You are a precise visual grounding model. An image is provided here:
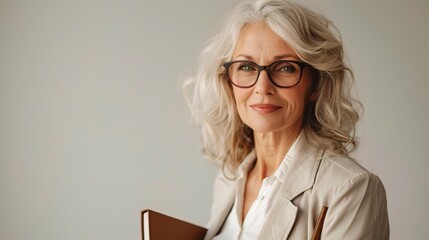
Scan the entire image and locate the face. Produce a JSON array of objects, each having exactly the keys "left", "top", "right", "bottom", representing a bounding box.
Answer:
[{"left": 231, "top": 23, "right": 314, "bottom": 135}]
